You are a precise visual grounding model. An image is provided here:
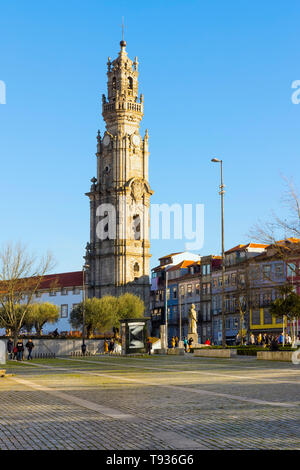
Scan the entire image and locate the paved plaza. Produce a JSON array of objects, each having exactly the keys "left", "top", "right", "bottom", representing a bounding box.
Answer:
[{"left": 1, "top": 354, "right": 300, "bottom": 450}]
